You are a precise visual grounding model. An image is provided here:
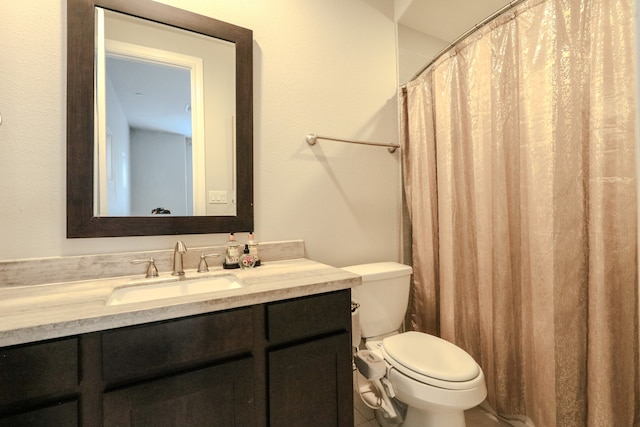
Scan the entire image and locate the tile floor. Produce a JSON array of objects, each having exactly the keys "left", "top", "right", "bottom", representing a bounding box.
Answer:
[{"left": 353, "top": 372, "right": 513, "bottom": 427}]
